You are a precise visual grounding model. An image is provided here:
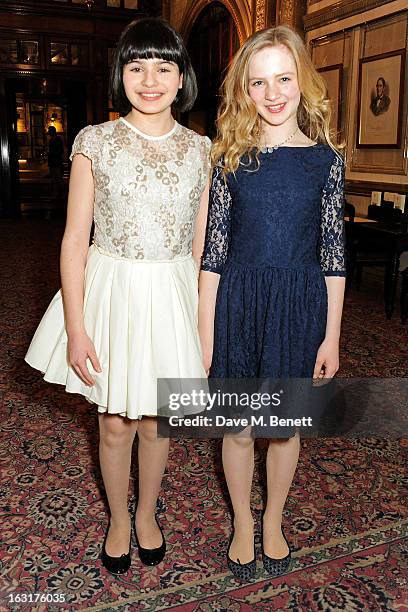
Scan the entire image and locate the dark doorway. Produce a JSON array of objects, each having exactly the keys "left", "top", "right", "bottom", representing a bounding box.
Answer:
[
  {"left": 0, "top": 78, "right": 20, "bottom": 217},
  {"left": 8, "top": 77, "right": 87, "bottom": 215},
  {"left": 186, "top": 2, "right": 239, "bottom": 138}
]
